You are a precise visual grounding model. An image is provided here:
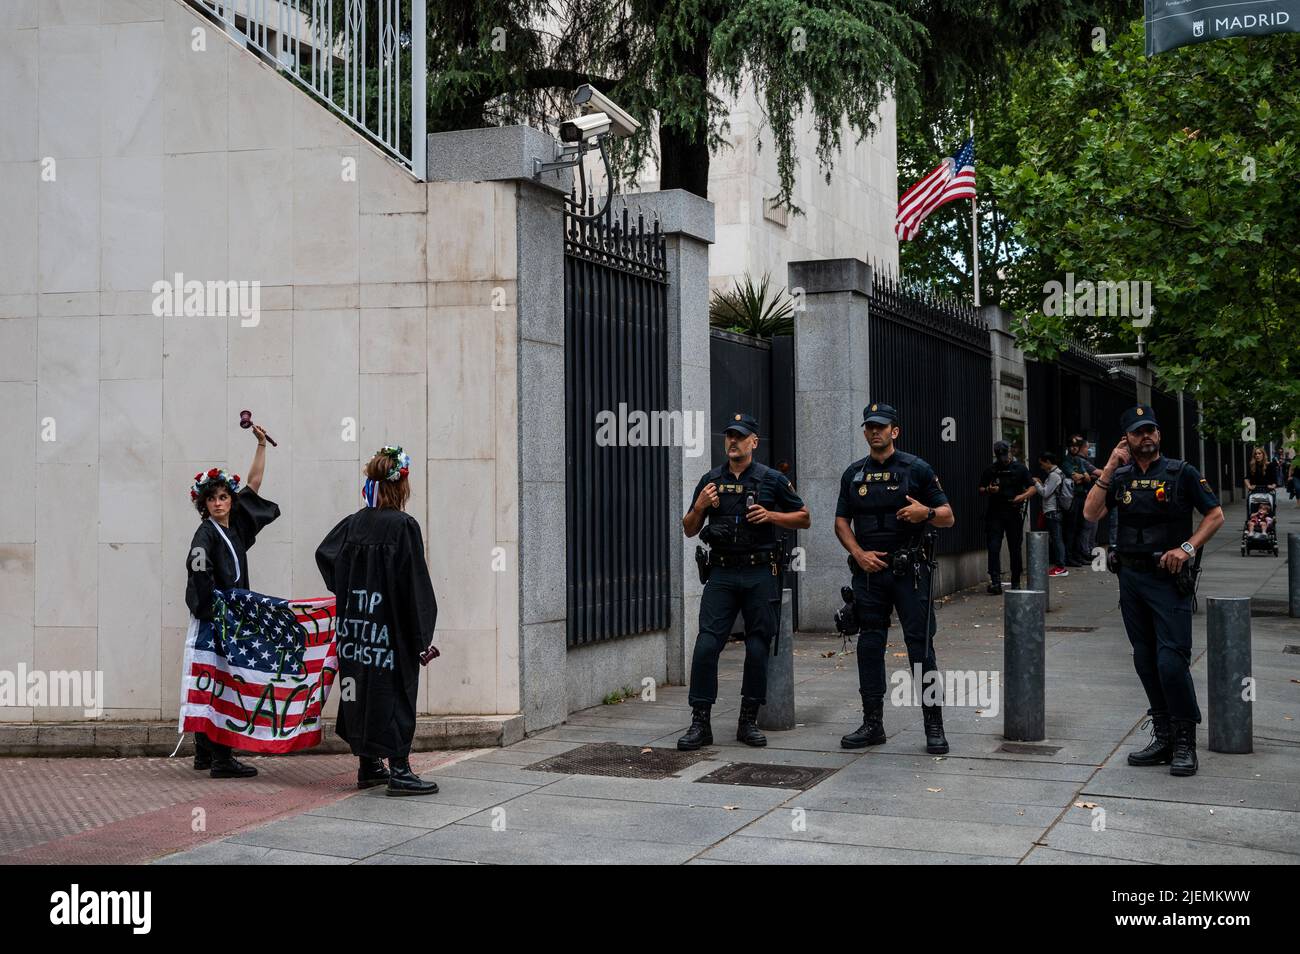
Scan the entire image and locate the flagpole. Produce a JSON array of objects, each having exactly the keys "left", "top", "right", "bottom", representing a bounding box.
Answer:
[{"left": 970, "top": 116, "right": 980, "bottom": 307}]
